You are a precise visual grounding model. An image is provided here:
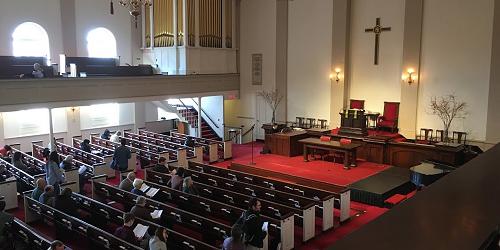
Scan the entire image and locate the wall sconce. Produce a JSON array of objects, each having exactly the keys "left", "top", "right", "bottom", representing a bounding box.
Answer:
[
  {"left": 330, "top": 68, "right": 341, "bottom": 83},
  {"left": 404, "top": 68, "right": 416, "bottom": 84}
]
